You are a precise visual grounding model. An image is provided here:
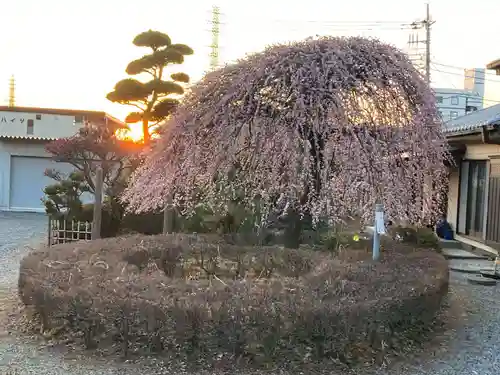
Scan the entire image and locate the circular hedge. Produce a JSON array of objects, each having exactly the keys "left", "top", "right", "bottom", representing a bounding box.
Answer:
[{"left": 18, "top": 234, "right": 448, "bottom": 368}]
